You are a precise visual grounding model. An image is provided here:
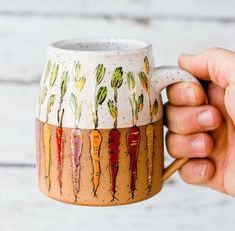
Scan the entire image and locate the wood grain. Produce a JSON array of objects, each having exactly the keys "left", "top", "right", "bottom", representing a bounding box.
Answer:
[
  {"left": 1, "top": 18, "right": 235, "bottom": 82},
  {"left": 1, "top": 0, "right": 235, "bottom": 19},
  {"left": 0, "top": 0, "right": 235, "bottom": 230}
]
